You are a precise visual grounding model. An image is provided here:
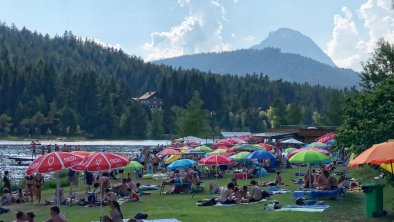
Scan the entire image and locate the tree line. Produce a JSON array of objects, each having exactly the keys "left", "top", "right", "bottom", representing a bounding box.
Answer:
[{"left": 0, "top": 23, "right": 355, "bottom": 139}]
